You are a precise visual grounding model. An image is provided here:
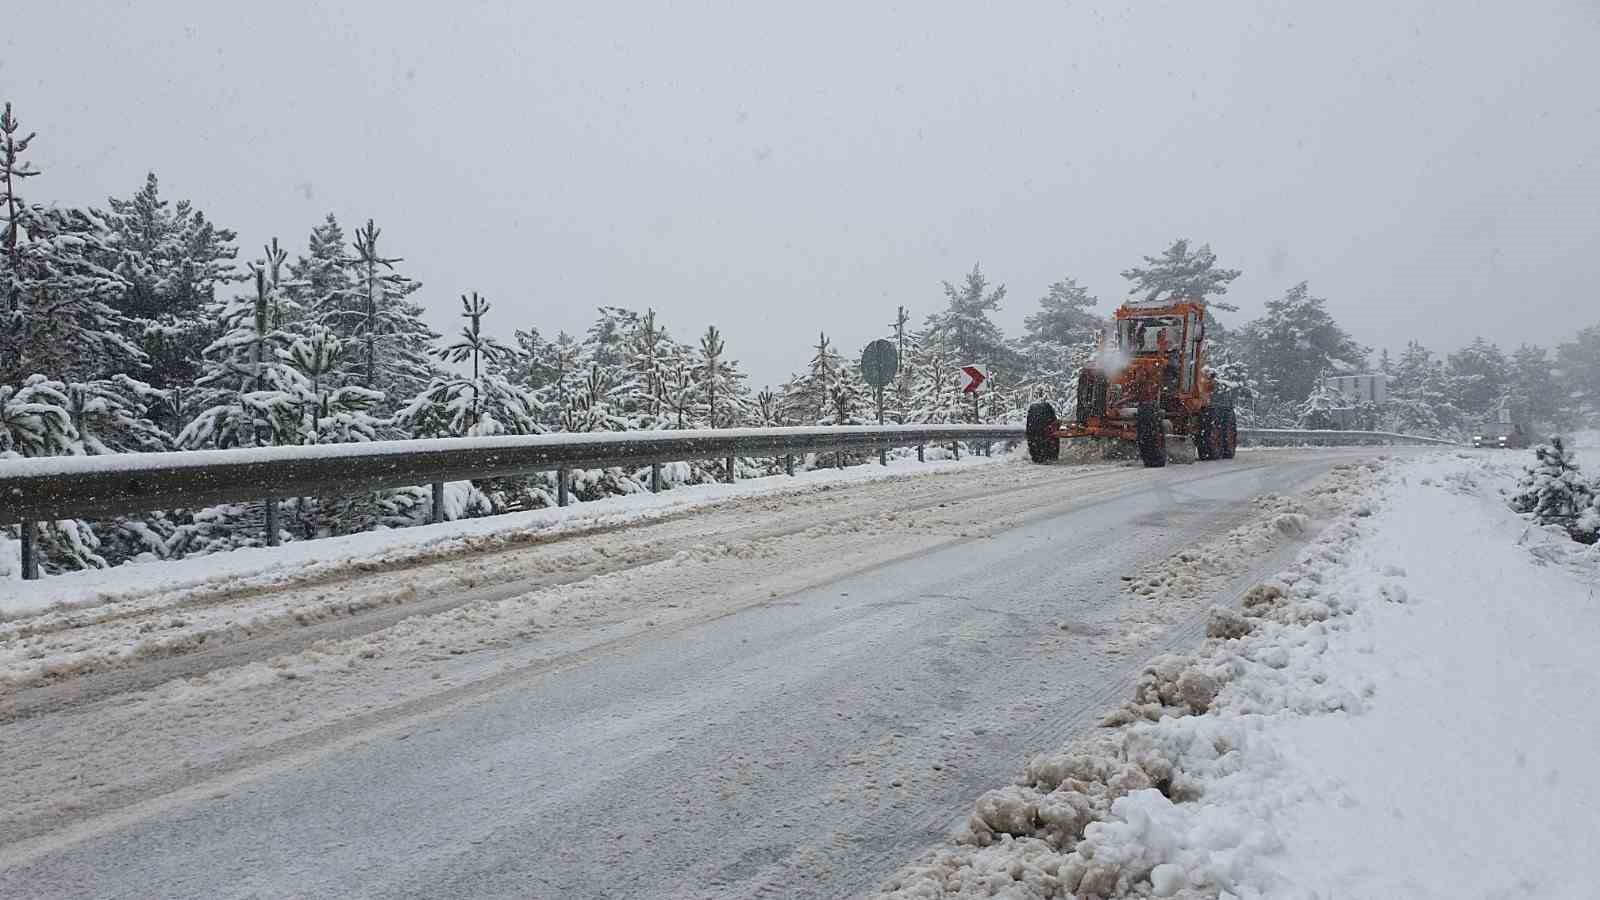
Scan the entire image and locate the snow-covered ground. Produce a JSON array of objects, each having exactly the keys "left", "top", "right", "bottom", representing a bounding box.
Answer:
[
  {"left": 0, "top": 450, "right": 1011, "bottom": 619},
  {"left": 1563, "top": 427, "right": 1600, "bottom": 451},
  {"left": 878, "top": 451, "right": 1600, "bottom": 899}
]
